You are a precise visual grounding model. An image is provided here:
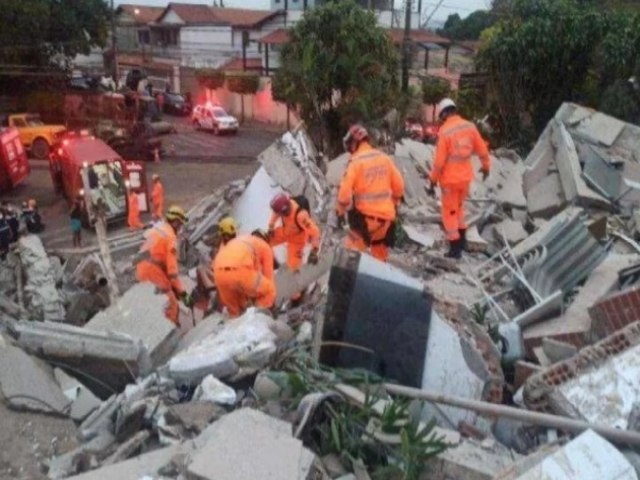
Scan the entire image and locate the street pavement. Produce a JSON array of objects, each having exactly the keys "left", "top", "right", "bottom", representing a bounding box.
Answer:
[{"left": 0, "top": 119, "right": 282, "bottom": 251}]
